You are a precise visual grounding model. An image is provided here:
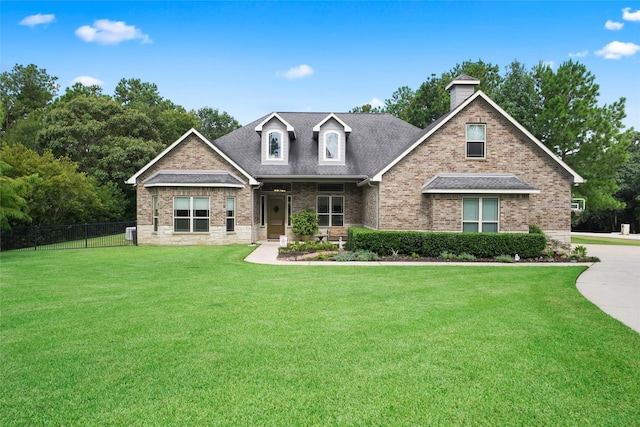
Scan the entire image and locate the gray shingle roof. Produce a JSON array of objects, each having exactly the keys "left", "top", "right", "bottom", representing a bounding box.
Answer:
[
  {"left": 143, "top": 171, "right": 245, "bottom": 187},
  {"left": 213, "top": 112, "right": 423, "bottom": 179},
  {"left": 421, "top": 173, "right": 539, "bottom": 193}
]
